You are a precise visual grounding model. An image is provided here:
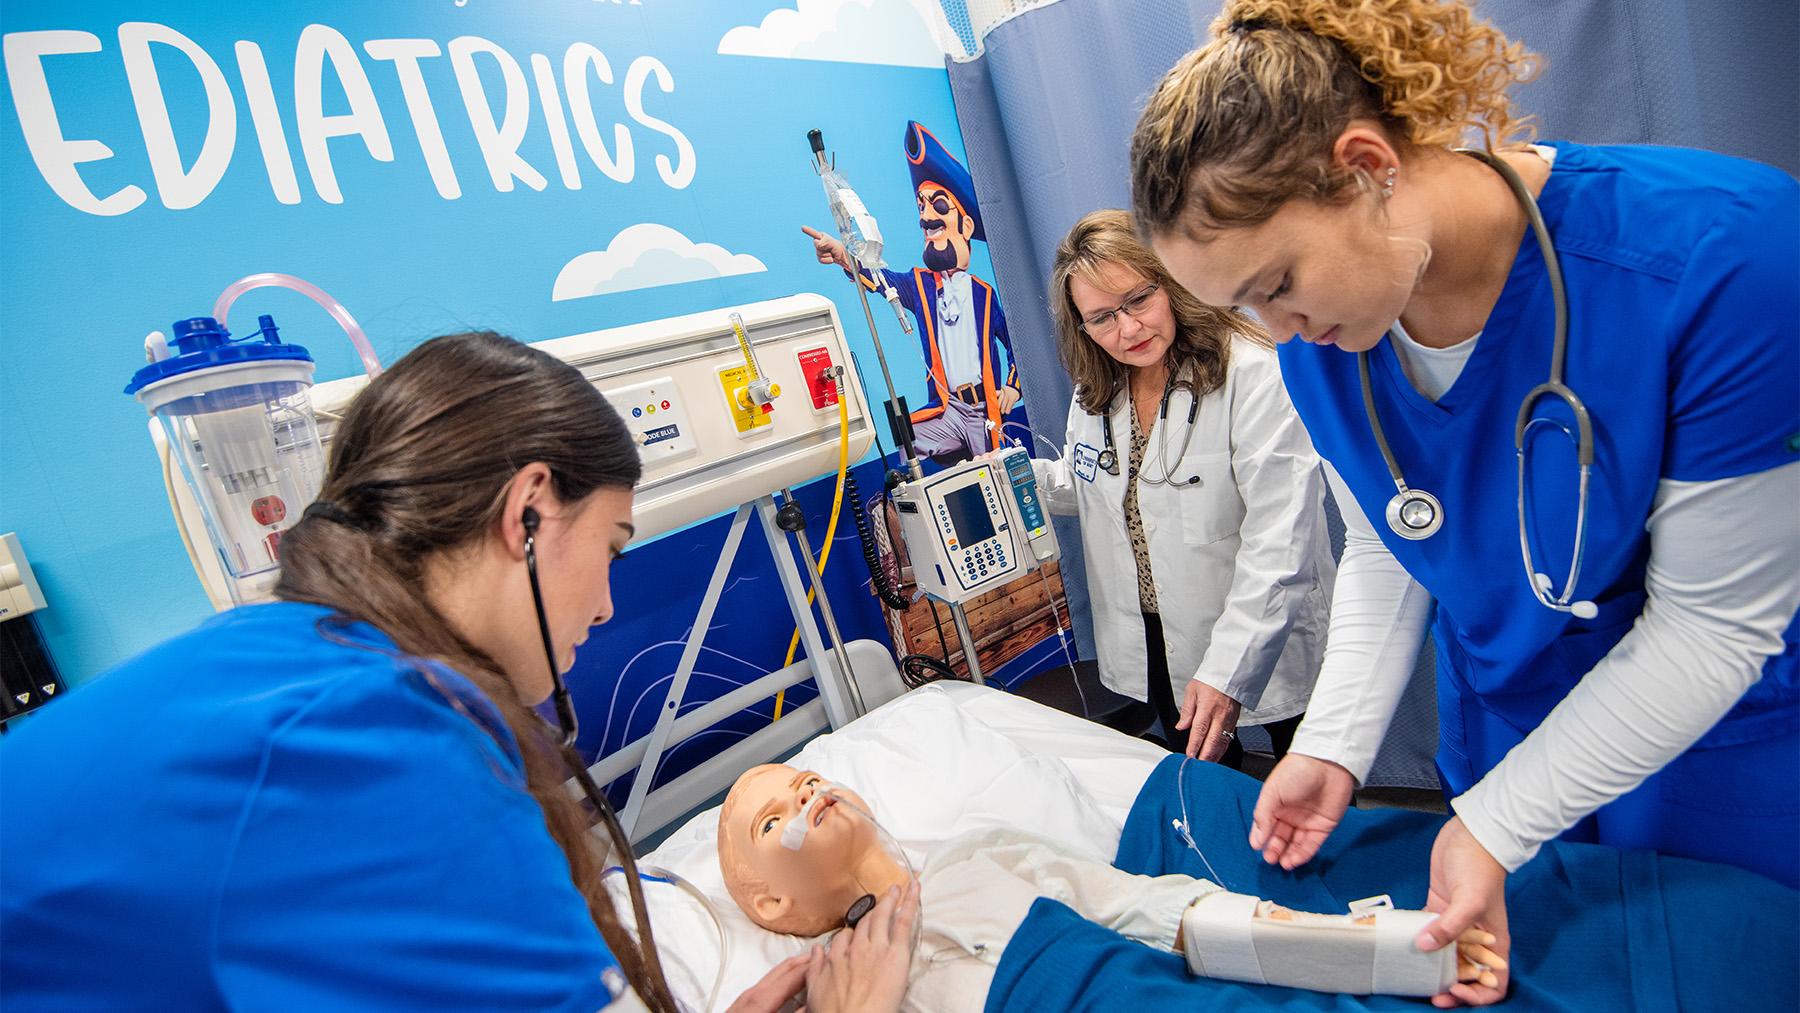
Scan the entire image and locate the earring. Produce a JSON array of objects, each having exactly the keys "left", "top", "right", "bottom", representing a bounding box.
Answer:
[{"left": 1381, "top": 167, "right": 1397, "bottom": 199}]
